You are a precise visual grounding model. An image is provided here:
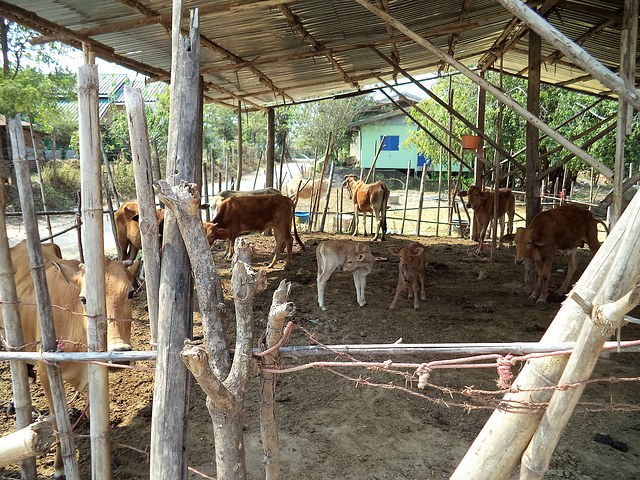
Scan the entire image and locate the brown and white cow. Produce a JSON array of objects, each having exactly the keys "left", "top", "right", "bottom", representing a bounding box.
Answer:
[
  {"left": 203, "top": 194, "right": 305, "bottom": 268},
  {"left": 316, "top": 240, "right": 375, "bottom": 311},
  {"left": 114, "top": 201, "right": 164, "bottom": 261},
  {"left": 5, "top": 240, "right": 140, "bottom": 478},
  {"left": 343, "top": 174, "right": 390, "bottom": 241},
  {"left": 501, "top": 204, "right": 608, "bottom": 304},
  {"left": 209, "top": 187, "right": 282, "bottom": 217},
  {"left": 459, "top": 185, "right": 515, "bottom": 254},
  {"left": 388, "top": 242, "right": 427, "bottom": 310}
]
